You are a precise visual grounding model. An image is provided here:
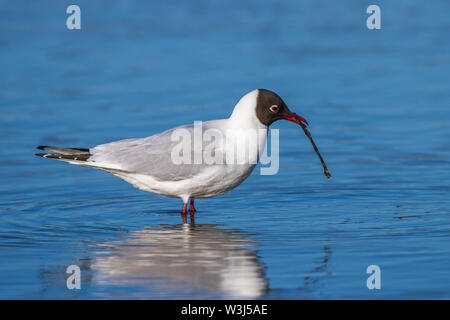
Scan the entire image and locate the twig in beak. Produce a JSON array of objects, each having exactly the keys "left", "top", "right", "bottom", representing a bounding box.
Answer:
[{"left": 297, "top": 120, "right": 331, "bottom": 179}]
